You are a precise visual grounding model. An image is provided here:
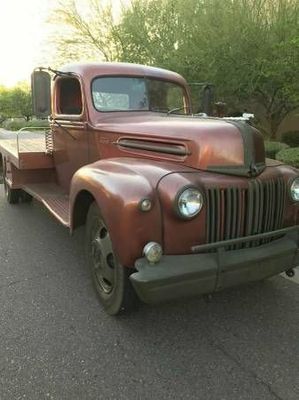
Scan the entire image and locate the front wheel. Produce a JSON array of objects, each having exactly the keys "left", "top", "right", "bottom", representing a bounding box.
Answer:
[{"left": 85, "top": 202, "right": 137, "bottom": 315}]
